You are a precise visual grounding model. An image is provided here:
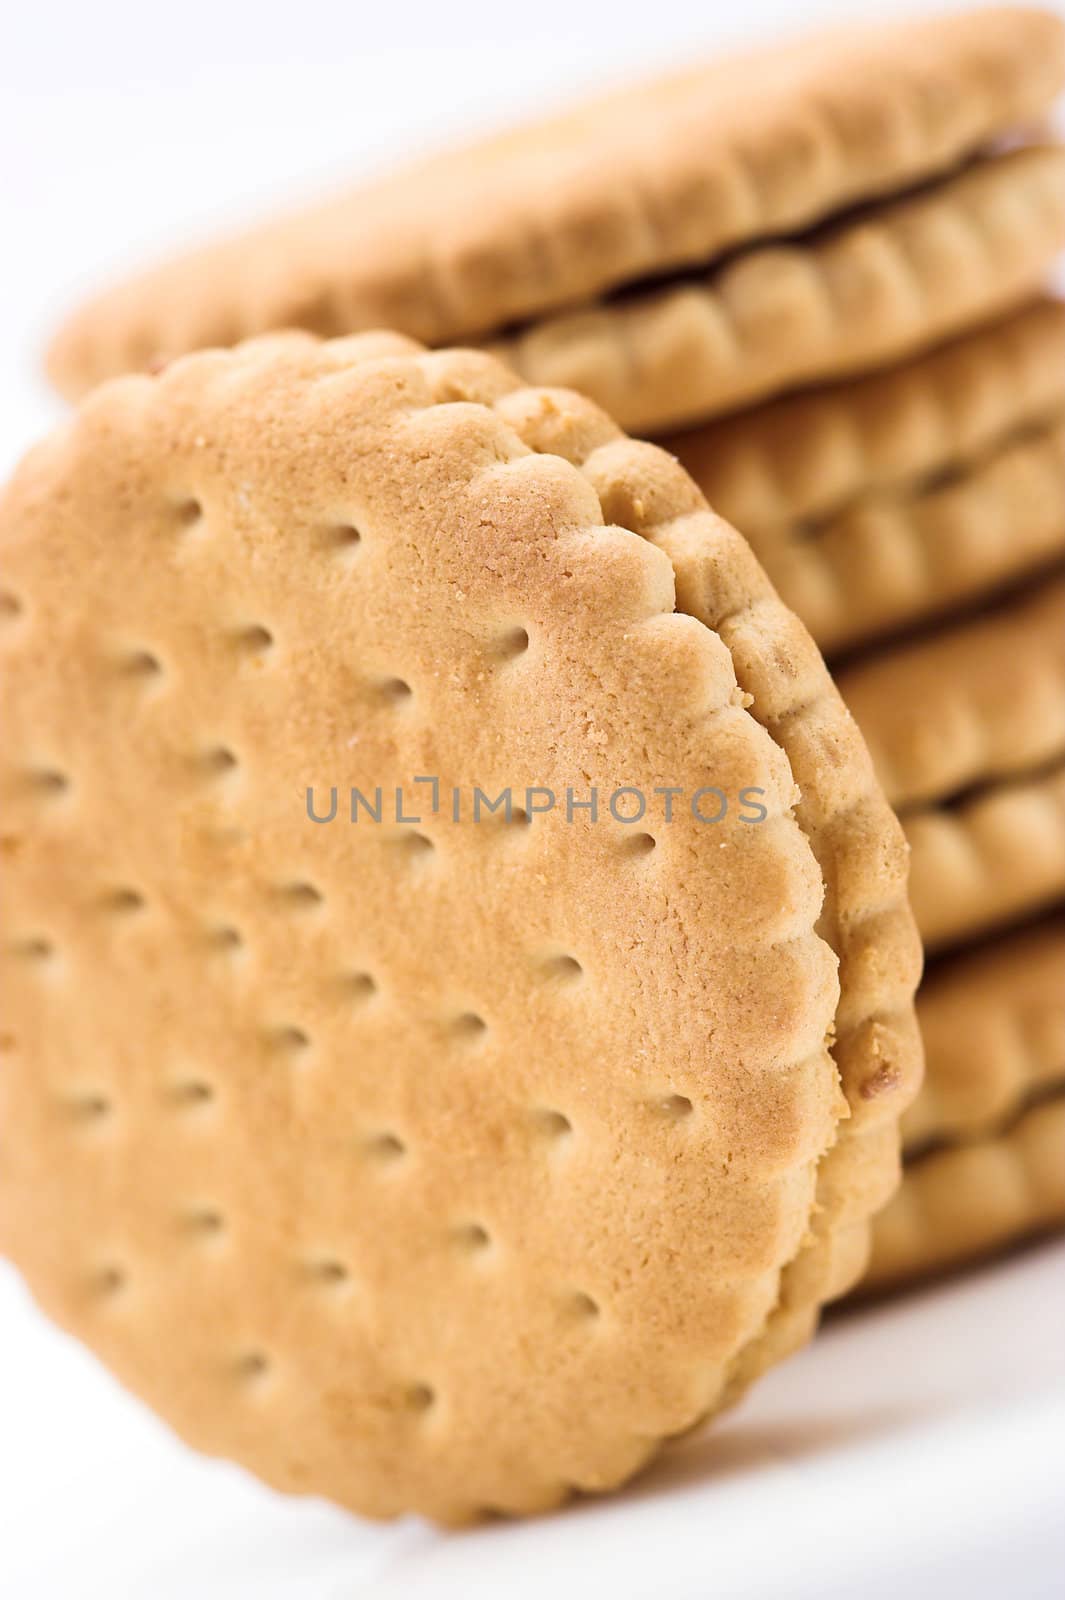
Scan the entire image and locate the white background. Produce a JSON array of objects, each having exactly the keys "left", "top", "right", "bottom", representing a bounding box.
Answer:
[{"left": 3, "top": 2, "right": 1065, "bottom": 1596}]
